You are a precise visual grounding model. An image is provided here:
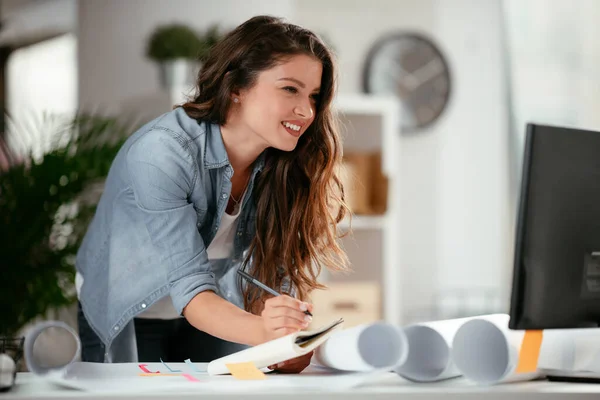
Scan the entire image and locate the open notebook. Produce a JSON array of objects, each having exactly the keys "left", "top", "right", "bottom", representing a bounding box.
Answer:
[{"left": 207, "top": 318, "right": 344, "bottom": 375}]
